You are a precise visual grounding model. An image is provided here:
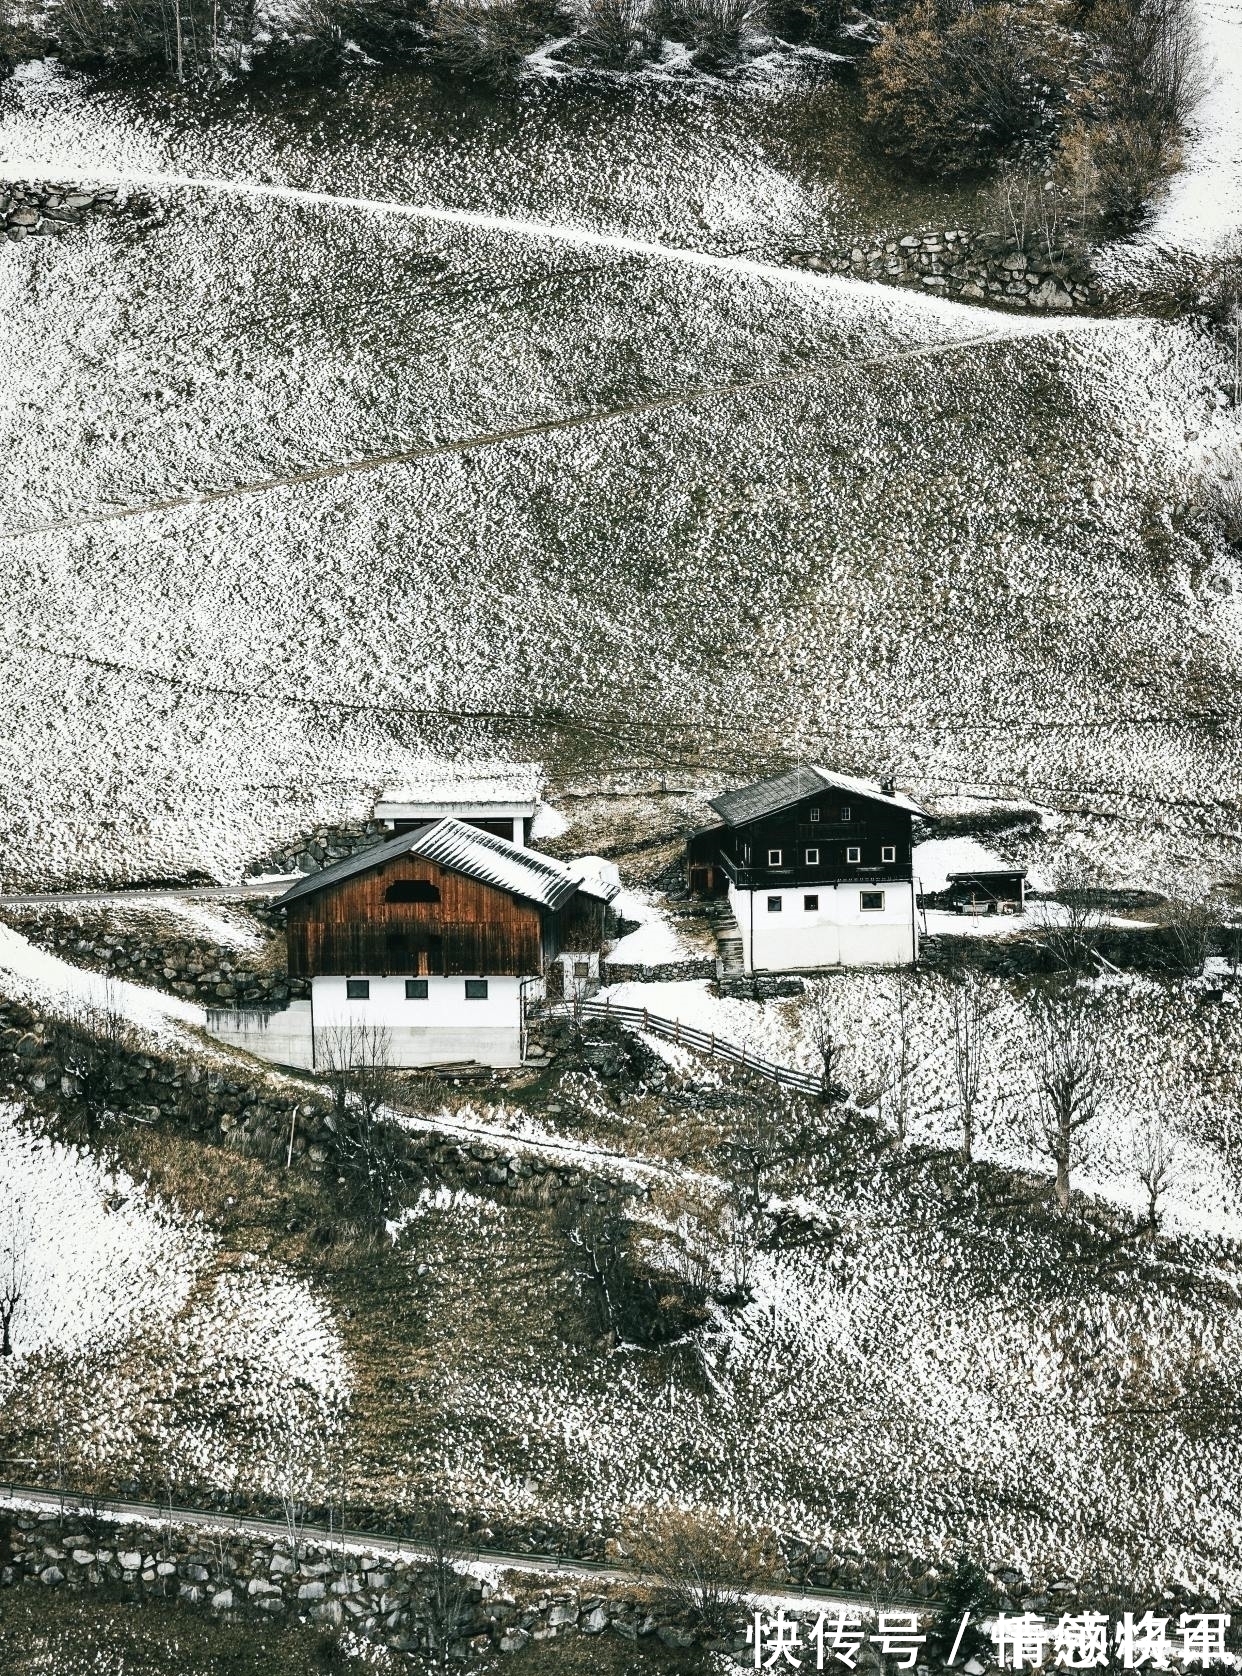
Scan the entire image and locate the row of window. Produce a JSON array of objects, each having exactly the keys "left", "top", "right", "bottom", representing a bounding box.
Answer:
[
  {"left": 760, "top": 845, "right": 896, "bottom": 867},
  {"left": 345, "top": 978, "right": 489, "bottom": 1000},
  {"left": 768, "top": 891, "right": 886, "bottom": 913},
  {"left": 808, "top": 805, "right": 848, "bottom": 822}
]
